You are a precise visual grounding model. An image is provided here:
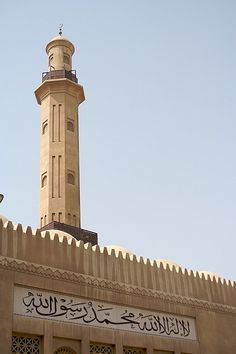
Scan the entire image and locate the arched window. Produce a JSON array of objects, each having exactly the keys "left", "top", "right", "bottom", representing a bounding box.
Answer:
[
  {"left": 67, "top": 120, "right": 74, "bottom": 132},
  {"left": 49, "top": 54, "right": 54, "bottom": 70},
  {"left": 41, "top": 173, "right": 47, "bottom": 187},
  {"left": 54, "top": 347, "right": 76, "bottom": 354},
  {"left": 42, "top": 121, "right": 48, "bottom": 134},
  {"left": 63, "top": 54, "right": 71, "bottom": 65},
  {"left": 49, "top": 54, "right": 53, "bottom": 62},
  {"left": 67, "top": 172, "right": 75, "bottom": 185}
]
